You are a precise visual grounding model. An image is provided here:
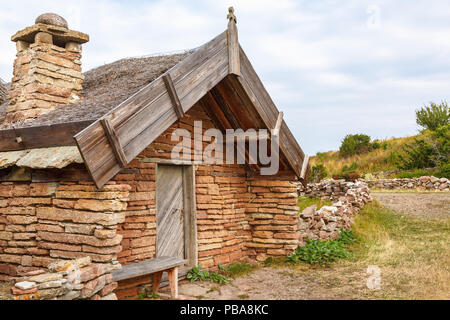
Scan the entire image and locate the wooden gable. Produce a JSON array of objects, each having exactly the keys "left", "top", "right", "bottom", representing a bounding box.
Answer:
[{"left": 74, "top": 16, "right": 309, "bottom": 188}]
